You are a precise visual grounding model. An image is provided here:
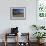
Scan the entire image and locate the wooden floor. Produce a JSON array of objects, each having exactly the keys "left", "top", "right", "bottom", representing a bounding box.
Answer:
[{"left": 0, "top": 42, "right": 46, "bottom": 46}]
